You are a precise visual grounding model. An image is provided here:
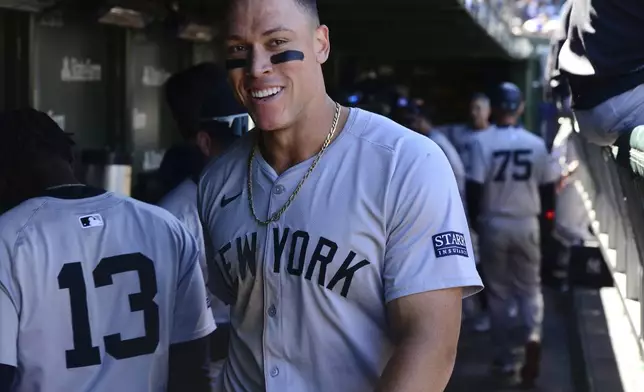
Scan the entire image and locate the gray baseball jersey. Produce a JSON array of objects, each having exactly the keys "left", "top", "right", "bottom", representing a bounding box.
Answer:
[
  {"left": 158, "top": 178, "right": 230, "bottom": 324},
  {"left": 467, "top": 126, "right": 560, "bottom": 217},
  {"left": 470, "top": 126, "right": 557, "bottom": 360},
  {"left": 428, "top": 130, "right": 466, "bottom": 198},
  {"left": 439, "top": 124, "right": 468, "bottom": 153},
  {"left": 445, "top": 125, "right": 493, "bottom": 174},
  {"left": 0, "top": 188, "right": 215, "bottom": 392},
  {"left": 198, "top": 108, "right": 483, "bottom": 392}
]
